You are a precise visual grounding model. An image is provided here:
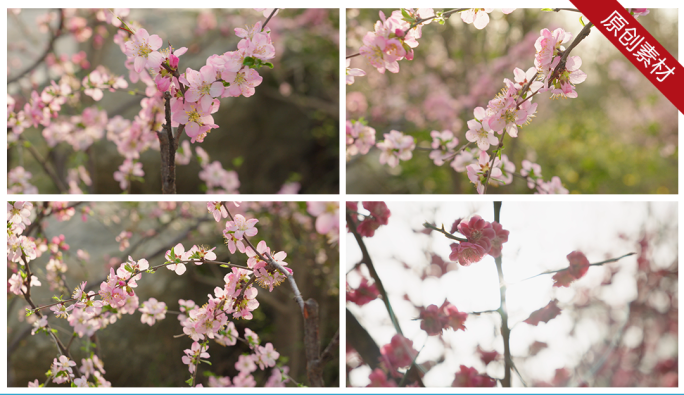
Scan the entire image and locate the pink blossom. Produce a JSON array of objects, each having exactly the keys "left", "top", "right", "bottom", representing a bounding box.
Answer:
[
  {"left": 182, "top": 65, "right": 224, "bottom": 112},
  {"left": 346, "top": 278, "right": 379, "bottom": 306},
  {"left": 488, "top": 222, "right": 510, "bottom": 258},
  {"left": 171, "top": 100, "right": 218, "bottom": 143},
  {"left": 124, "top": 28, "right": 164, "bottom": 73},
  {"left": 225, "top": 214, "right": 259, "bottom": 239},
  {"left": 380, "top": 334, "right": 418, "bottom": 370},
  {"left": 223, "top": 68, "right": 263, "bottom": 98},
  {"left": 113, "top": 159, "right": 144, "bottom": 191},
  {"left": 453, "top": 365, "right": 496, "bottom": 387},
  {"left": 346, "top": 58, "right": 366, "bottom": 85},
  {"left": 461, "top": 9, "right": 494, "bottom": 30},
  {"left": 520, "top": 160, "right": 542, "bottom": 188},
  {"left": 346, "top": 120, "right": 376, "bottom": 157},
  {"left": 536, "top": 176, "right": 569, "bottom": 194},
  {"left": 359, "top": 33, "right": 403, "bottom": 74},
  {"left": 465, "top": 107, "right": 498, "bottom": 150},
  {"left": 368, "top": 368, "right": 397, "bottom": 387},
  {"left": 449, "top": 242, "right": 487, "bottom": 266},
  {"left": 238, "top": 32, "right": 276, "bottom": 61},
  {"left": 236, "top": 354, "right": 257, "bottom": 373},
  {"left": 377, "top": 130, "right": 415, "bottom": 168},
  {"left": 466, "top": 151, "right": 504, "bottom": 194},
  {"left": 307, "top": 202, "right": 339, "bottom": 235},
  {"left": 139, "top": 297, "right": 167, "bottom": 325},
  {"left": 255, "top": 343, "right": 279, "bottom": 369},
  {"left": 165, "top": 243, "right": 191, "bottom": 275},
  {"left": 457, "top": 215, "right": 495, "bottom": 252},
  {"left": 429, "top": 130, "right": 459, "bottom": 166},
  {"left": 208, "top": 201, "right": 228, "bottom": 222}
]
